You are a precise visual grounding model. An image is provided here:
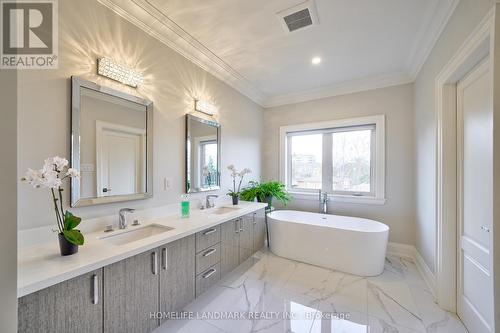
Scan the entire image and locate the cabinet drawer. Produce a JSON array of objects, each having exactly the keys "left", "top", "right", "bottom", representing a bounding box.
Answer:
[
  {"left": 196, "top": 263, "right": 221, "bottom": 297},
  {"left": 196, "top": 225, "right": 220, "bottom": 252},
  {"left": 196, "top": 243, "right": 221, "bottom": 274}
]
